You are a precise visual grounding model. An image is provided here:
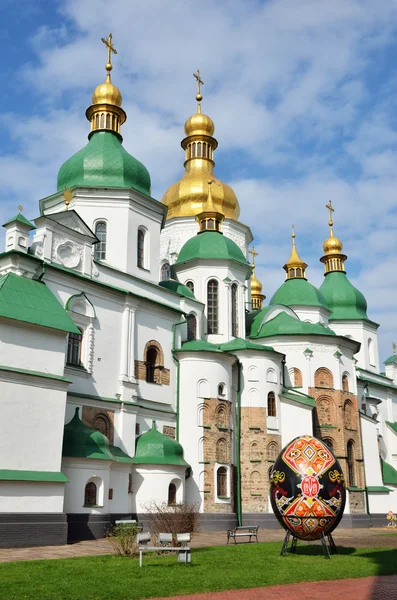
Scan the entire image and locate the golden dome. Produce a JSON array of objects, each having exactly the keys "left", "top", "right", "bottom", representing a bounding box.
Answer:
[
  {"left": 323, "top": 234, "right": 343, "bottom": 255},
  {"left": 320, "top": 201, "right": 347, "bottom": 273},
  {"left": 251, "top": 272, "right": 263, "bottom": 295},
  {"left": 92, "top": 77, "right": 122, "bottom": 107},
  {"left": 283, "top": 226, "right": 307, "bottom": 279},
  {"left": 162, "top": 70, "right": 240, "bottom": 221},
  {"left": 249, "top": 247, "right": 265, "bottom": 310}
]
